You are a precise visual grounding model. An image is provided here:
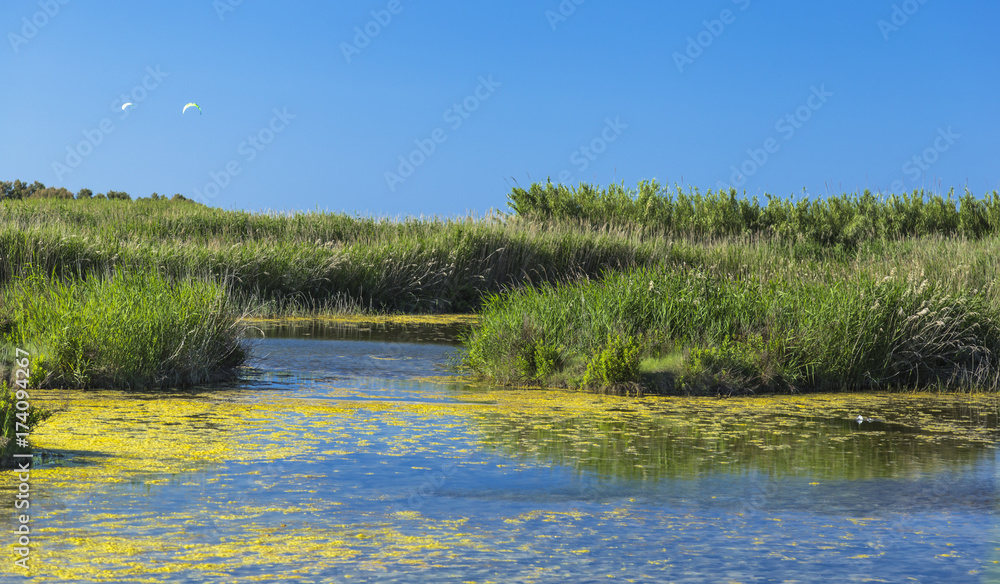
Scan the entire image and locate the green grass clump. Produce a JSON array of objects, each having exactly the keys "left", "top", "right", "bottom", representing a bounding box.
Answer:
[
  {"left": 0, "top": 269, "right": 248, "bottom": 389},
  {"left": 678, "top": 333, "right": 785, "bottom": 395}
]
